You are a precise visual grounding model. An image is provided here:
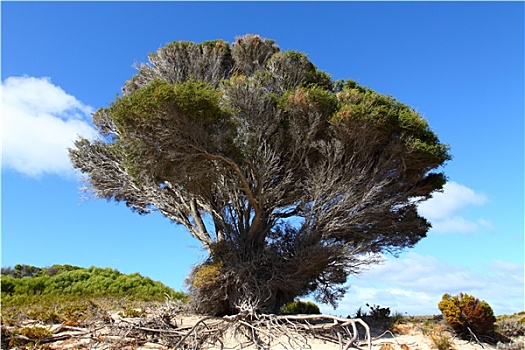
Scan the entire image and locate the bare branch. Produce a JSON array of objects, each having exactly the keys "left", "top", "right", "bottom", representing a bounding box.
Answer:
[{"left": 70, "top": 34, "right": 450, "bottom": 316}]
